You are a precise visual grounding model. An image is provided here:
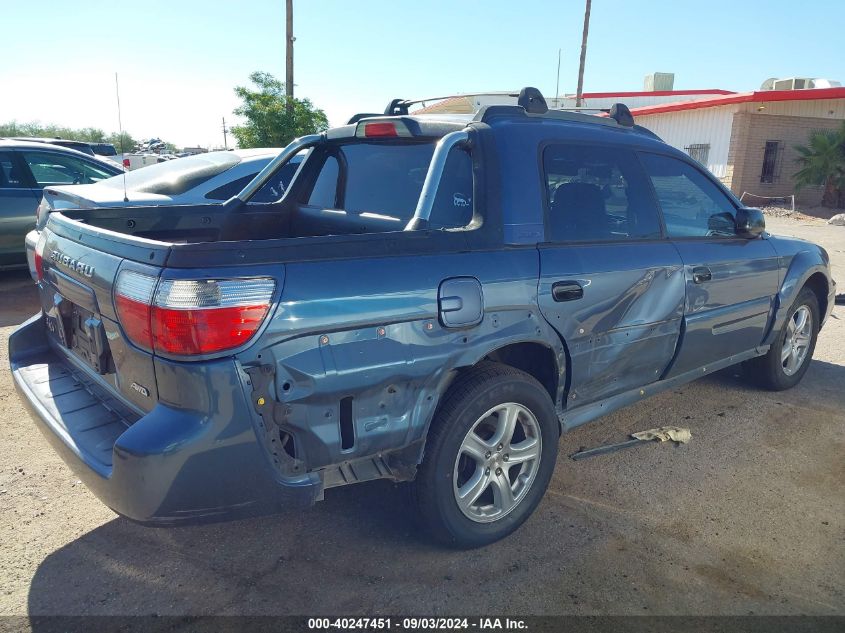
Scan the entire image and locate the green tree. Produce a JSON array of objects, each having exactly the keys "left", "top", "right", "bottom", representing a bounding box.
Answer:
[
  {"left": 106, "top": 131, "right": 137, "bottom": 154},
  {"left": 231, "top": 71, "right": 328, "bottom": 148},
  {"left": 1, "top": 121, "right": 138, "bottom": 153},
  {"left": 793, "top": 122, "right": 845, "bottom": 208}
]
